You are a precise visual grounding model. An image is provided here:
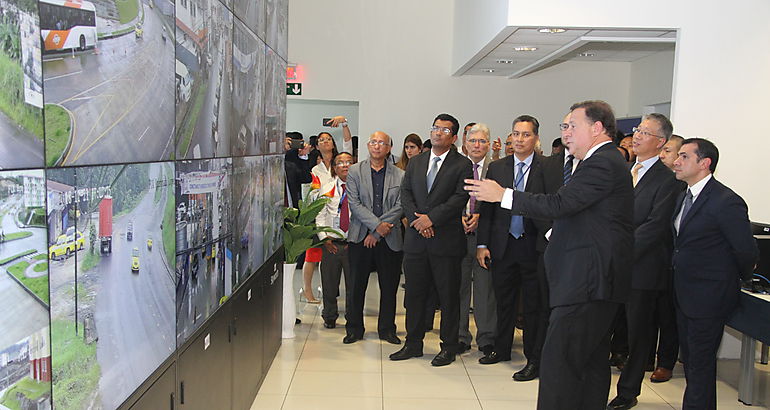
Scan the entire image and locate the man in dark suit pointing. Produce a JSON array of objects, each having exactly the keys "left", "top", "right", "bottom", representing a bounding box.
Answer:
[
  {"left": 465, "top": 101, "right": 634, "bottom": 409},
  {"left": 391, "top": 113, "right": 473, "bottom": 366},
  {"left": 671, "top": 138, "right": 757, "bottom": 409}
]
